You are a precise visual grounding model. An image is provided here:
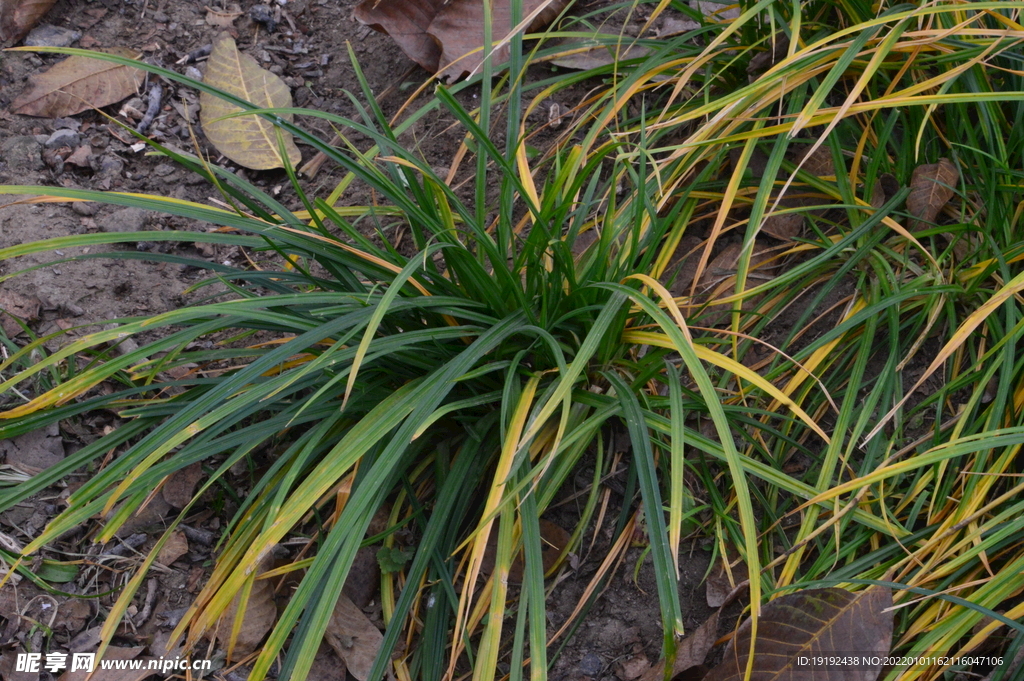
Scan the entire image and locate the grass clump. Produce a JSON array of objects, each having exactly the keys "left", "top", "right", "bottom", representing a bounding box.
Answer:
[{"left": 2, "top": 0, "right": 1024, "bottom": 680}]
